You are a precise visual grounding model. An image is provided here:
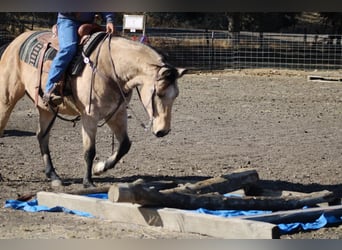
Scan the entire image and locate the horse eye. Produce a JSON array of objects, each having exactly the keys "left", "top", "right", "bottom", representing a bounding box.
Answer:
[{"left": 156, "top": 92, "right": 165, "bottom": 98}]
